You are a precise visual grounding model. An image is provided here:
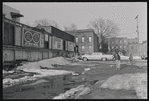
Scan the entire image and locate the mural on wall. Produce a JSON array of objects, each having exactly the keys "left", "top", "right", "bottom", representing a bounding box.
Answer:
[
  {"left": 22, "top": 28, "right": 41, "bottom": 47},
  {"left": 52, "top": 36, "right": 63, "bottom": 50},
  {"left": 68, "top": 41, "right": 74, "bottom": 51}
]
